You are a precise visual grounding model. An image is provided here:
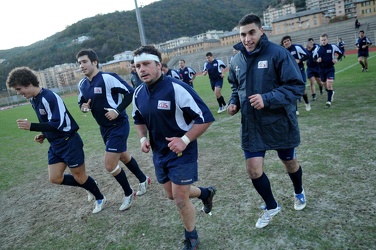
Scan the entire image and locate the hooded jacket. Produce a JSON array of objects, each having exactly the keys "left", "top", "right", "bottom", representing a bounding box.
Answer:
[{"left": 228, "top": 34, "right": 305, "bottom": 152}]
